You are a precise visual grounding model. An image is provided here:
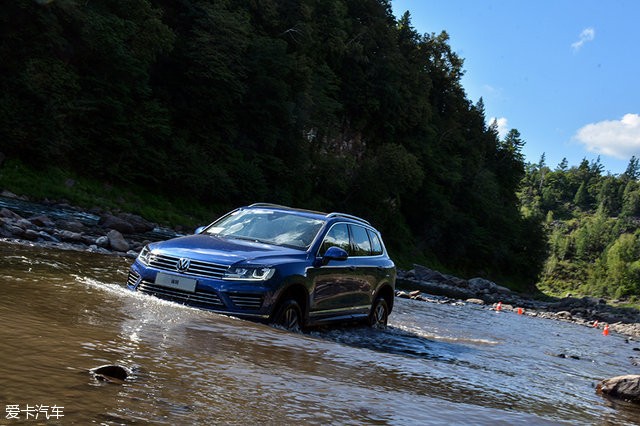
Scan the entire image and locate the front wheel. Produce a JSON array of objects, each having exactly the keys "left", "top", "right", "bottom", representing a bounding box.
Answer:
[
  {"left": 271, "top": 299, "right": 303, "bottom": 332},
  {"left": 369, "top": 297, "right": 389, "bottom": 329}
]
